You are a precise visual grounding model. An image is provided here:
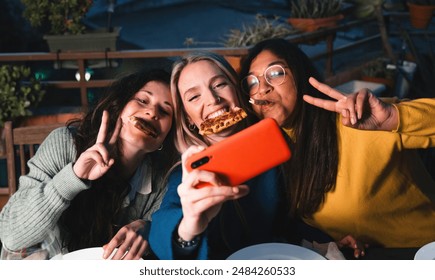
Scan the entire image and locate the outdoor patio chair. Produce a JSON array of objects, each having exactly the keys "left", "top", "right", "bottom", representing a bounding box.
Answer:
[{"left": 2, "top": 121, "right": 65, "bottom": 199}]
